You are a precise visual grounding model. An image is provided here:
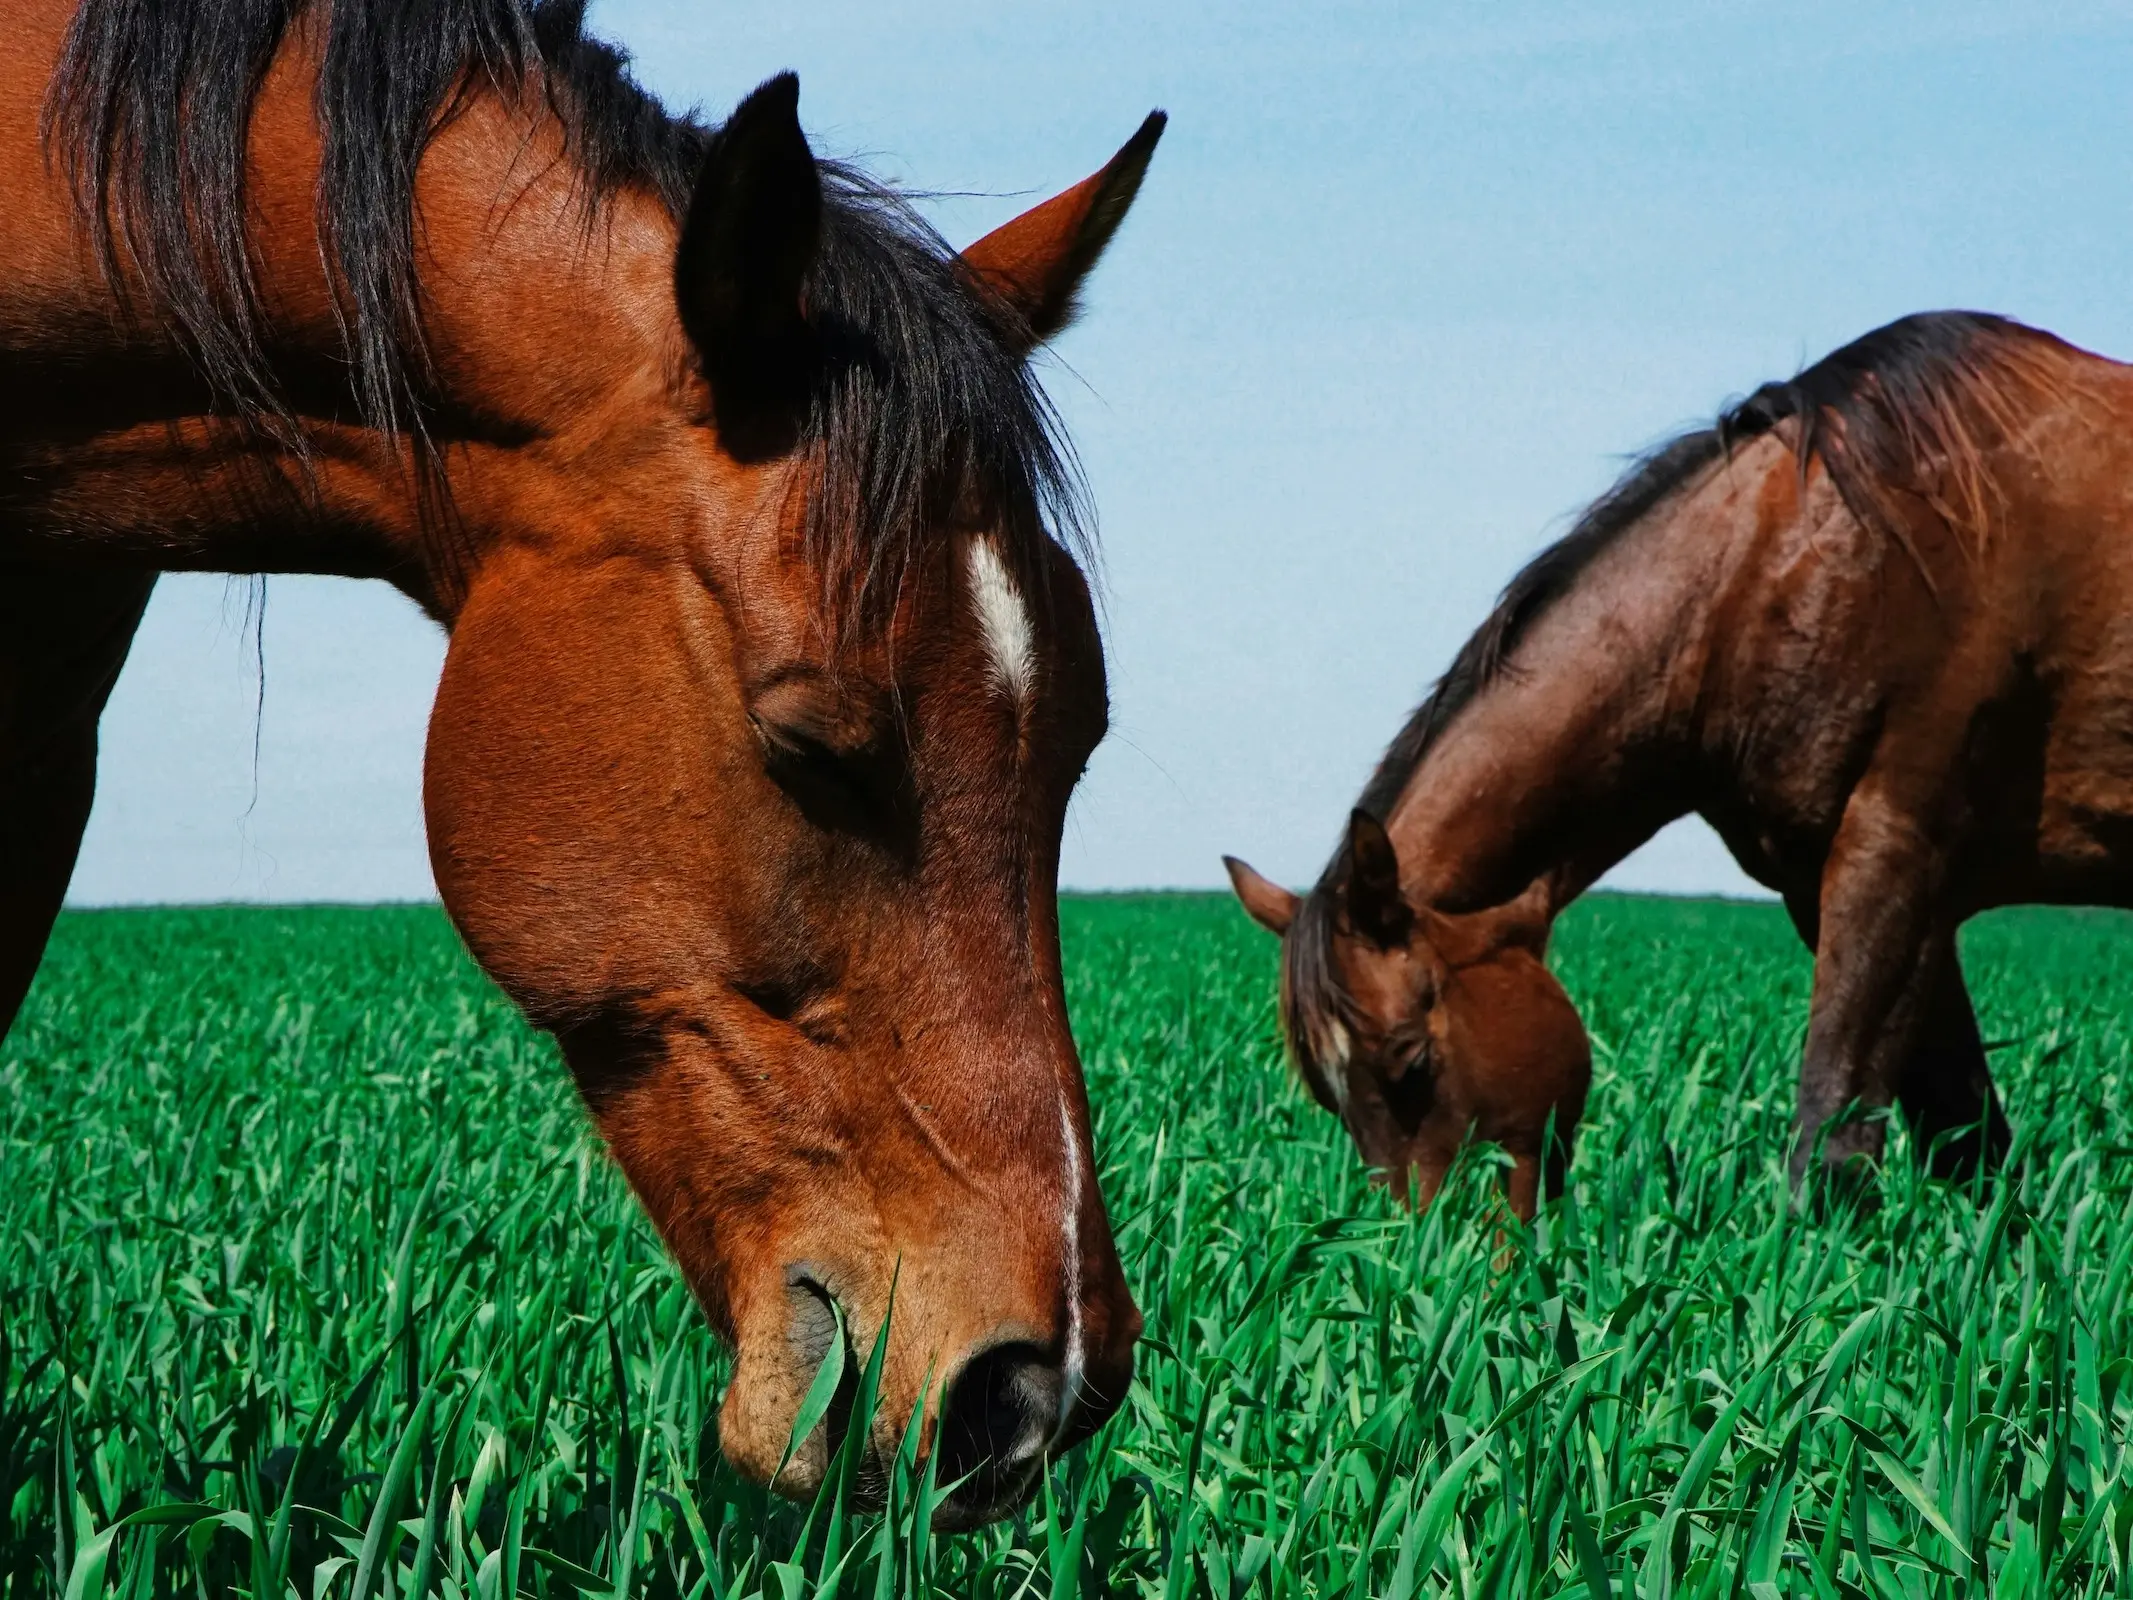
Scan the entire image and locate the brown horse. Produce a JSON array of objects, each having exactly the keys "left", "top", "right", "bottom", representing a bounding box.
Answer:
[
  {"left": 0, "top": 0, "right": 1163, "bottom": 1526},
  {"left": 1228, "top": 311, "right": 2133, "bottom": 1212}
]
